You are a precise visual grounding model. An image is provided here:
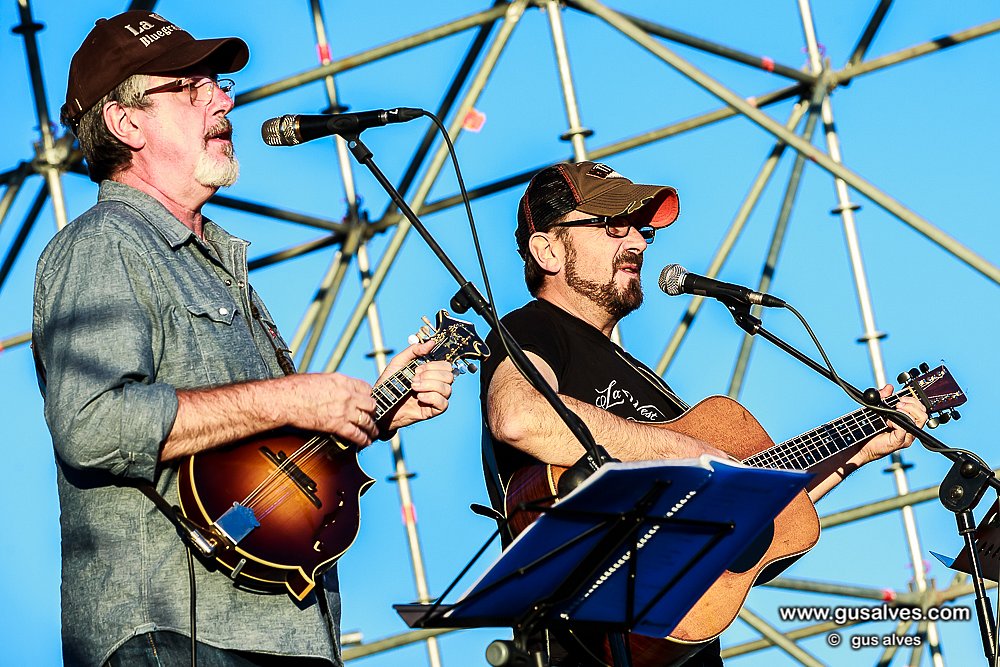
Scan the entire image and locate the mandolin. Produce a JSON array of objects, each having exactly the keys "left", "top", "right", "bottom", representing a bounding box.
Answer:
[
  {"left": 504, "top": 364, "right": 966, "bottom": 666},
  {"left": 177, "top": 310, "right": 489, "bottom": 600}
]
